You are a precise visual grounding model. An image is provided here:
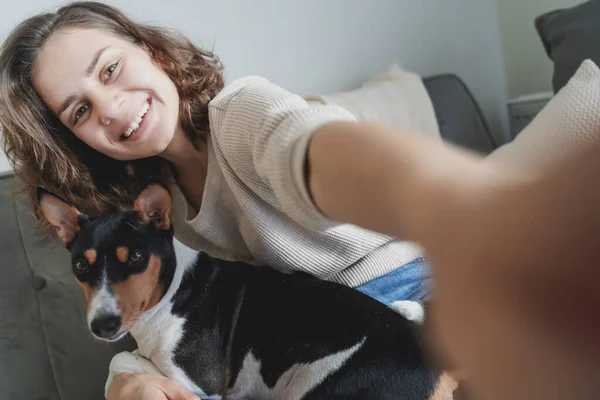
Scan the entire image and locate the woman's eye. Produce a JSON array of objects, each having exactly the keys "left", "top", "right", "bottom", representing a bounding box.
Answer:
[
  {"left": 103, "top": 63, "right": 118, "bottom": 81},
  {"left": 128, "top": 250, "right": 144, "bottom": 264},
  {"left": 73, "top": 260, "right": 89, "bottom": 274},
  {"left": 73, "top": 104, "right": 89, "bottom": 124}
]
